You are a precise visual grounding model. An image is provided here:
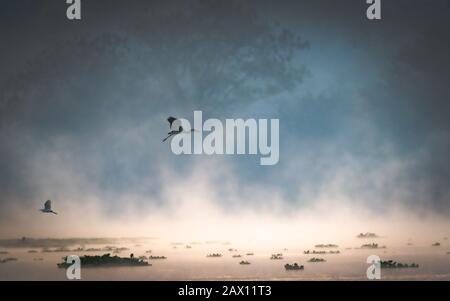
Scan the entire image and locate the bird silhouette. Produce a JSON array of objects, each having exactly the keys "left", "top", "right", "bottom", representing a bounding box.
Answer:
[
  {"left": 162, "top": 116, "right": 197, "bottom": 142},
  {"left": 39, "top": 200, "right": 58, "bottom": 215}
]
